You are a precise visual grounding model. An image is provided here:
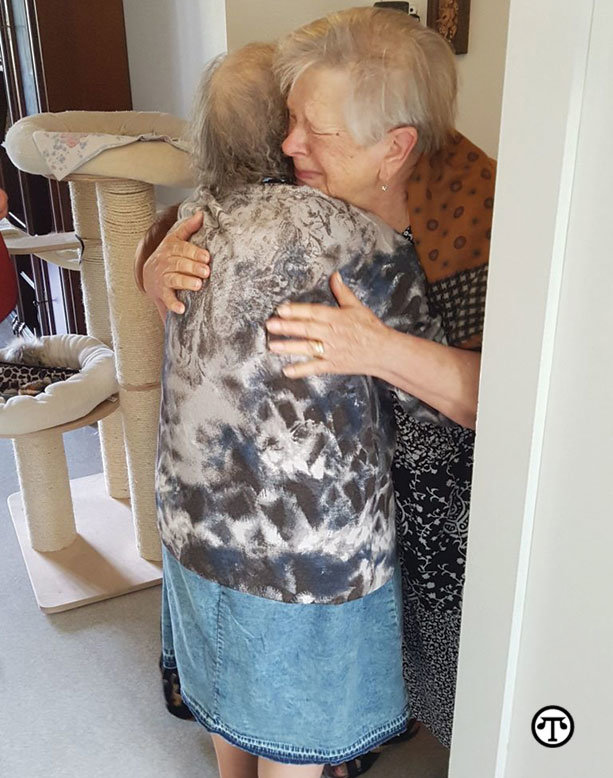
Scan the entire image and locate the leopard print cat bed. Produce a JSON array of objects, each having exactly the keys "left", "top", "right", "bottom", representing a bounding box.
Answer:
[
  {"left": 0, "top": 361, "right": 78, "bottom": 400},
  {"left": 0, "top": 334, "right": 118, "bottom": 437}
]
